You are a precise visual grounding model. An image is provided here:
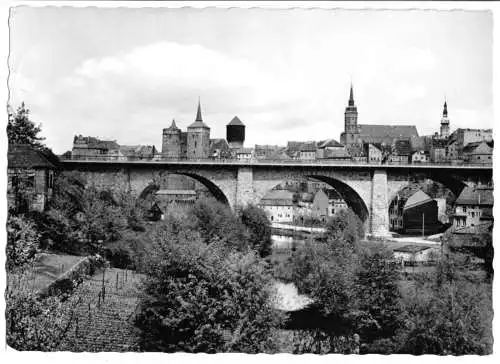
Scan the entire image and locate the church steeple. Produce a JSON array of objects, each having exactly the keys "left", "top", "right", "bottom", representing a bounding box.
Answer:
[
  {"left": 196, "top": 98, "right": 203, "bottom": 122},
  {"left": 440, "top": 98, "right": 450, "bottom": 139},
  {"left": 348, "top": 84, "right": 355, "bottom": 106}
]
